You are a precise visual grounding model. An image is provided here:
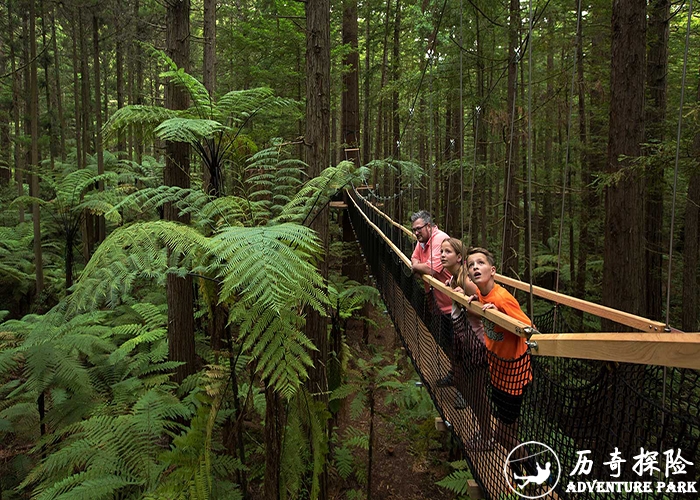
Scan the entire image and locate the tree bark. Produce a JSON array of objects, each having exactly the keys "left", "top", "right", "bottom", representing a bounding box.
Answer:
[
  {"left": 51, "top": 7, "right": 66, "bottom": 161},
  {"left": 165, "top": 0, "right": 196, "bottom": 384},
  {"left": 39, "top": 2, "right": 55, "bottom": 171},
  {"left": 392, "top": 0, "right": 401, "bottom": 221},
  {"left": 362, "top": 0, "right": 371, "bottom": 167},
  {"left": 9, "top": 0, "right": 24, "bottom": 220},
  {"left": 29, "top": 0, "right": 44, "bottom": 301},
  {"left": 71, "top": 13, "right": 82, "bottom": 171},
  {"left": 644, "top": 0, "right": 669, "bottom": 320},
  {"left": 502, "top": 0, "right": 520, "bottom": 277},
  {"left": 263, "top": 385, "right": 284, "bottom": 500},
  {"left": 0, "top": 6, "right": 10, "bottom": 185},
  {"left": 341, "top": 0, "right": 359, "bottom": 165},
  {"left": 93, "top": 13, "right": 105, "bottom": 243},
  {"left": 203, "top": 0, "right": 216, "bottom": 97},
  {"left": 304, "top": 0, "right": 331, "bottom": 495},
  {"left": 116, "top": 0, "right": 126, "bottom": 155},
  {"left": 603, "top": 0, "right": 646, "bottom": 325}
]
